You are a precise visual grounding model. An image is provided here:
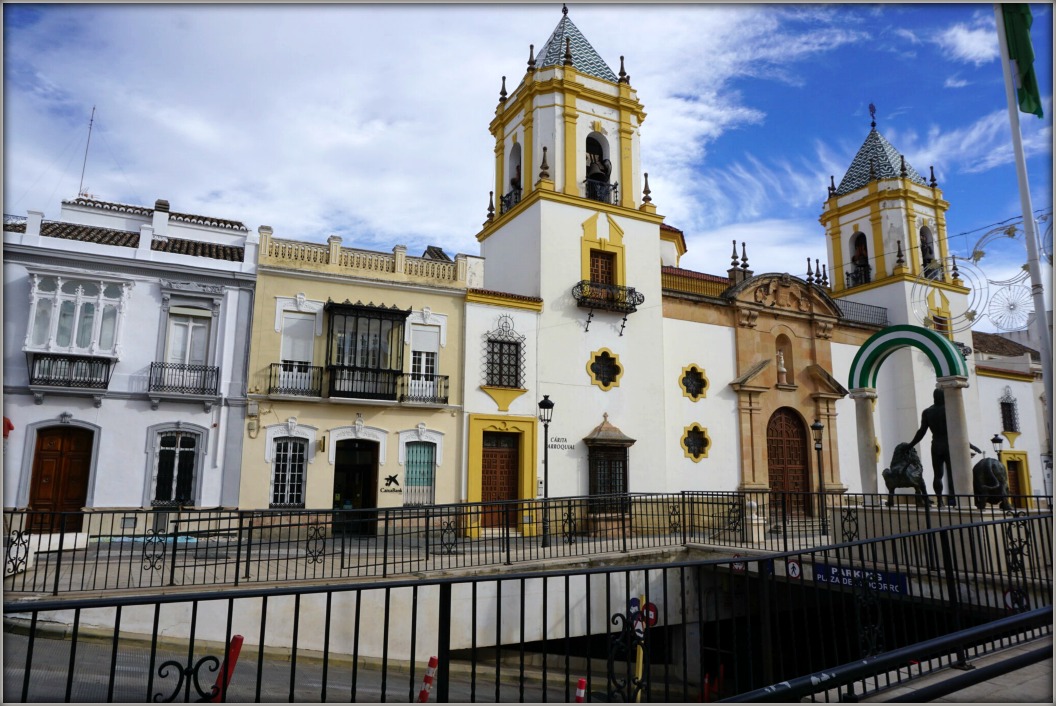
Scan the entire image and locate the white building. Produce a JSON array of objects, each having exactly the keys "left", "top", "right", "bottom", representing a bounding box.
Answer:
[{"left": 3, "top": 197, "right": 256, "bottom": 525}]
